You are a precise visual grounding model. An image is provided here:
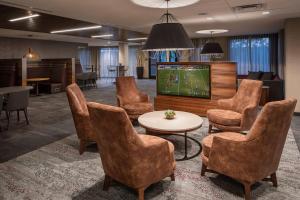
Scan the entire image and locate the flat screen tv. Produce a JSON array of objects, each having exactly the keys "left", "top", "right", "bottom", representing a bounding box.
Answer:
[{"left": 157, "top": 64, "right": 210, "bottom": 98}]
